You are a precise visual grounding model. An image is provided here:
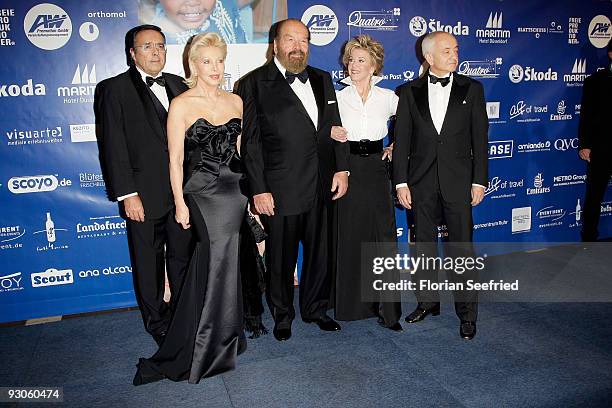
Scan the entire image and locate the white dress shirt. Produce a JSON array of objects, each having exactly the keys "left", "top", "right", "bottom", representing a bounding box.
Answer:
[
  {"left": 396, "top": 72, "right": 484, "bottom": 190},
  {"left": 274, "top": 57, "right": 318, "bottom": 127},
  {"left": 336, "top": 76, "right": 398, "bottom": 141},
  {"left": 117, "top": 67, "right": 170, "bottom": 202}
]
